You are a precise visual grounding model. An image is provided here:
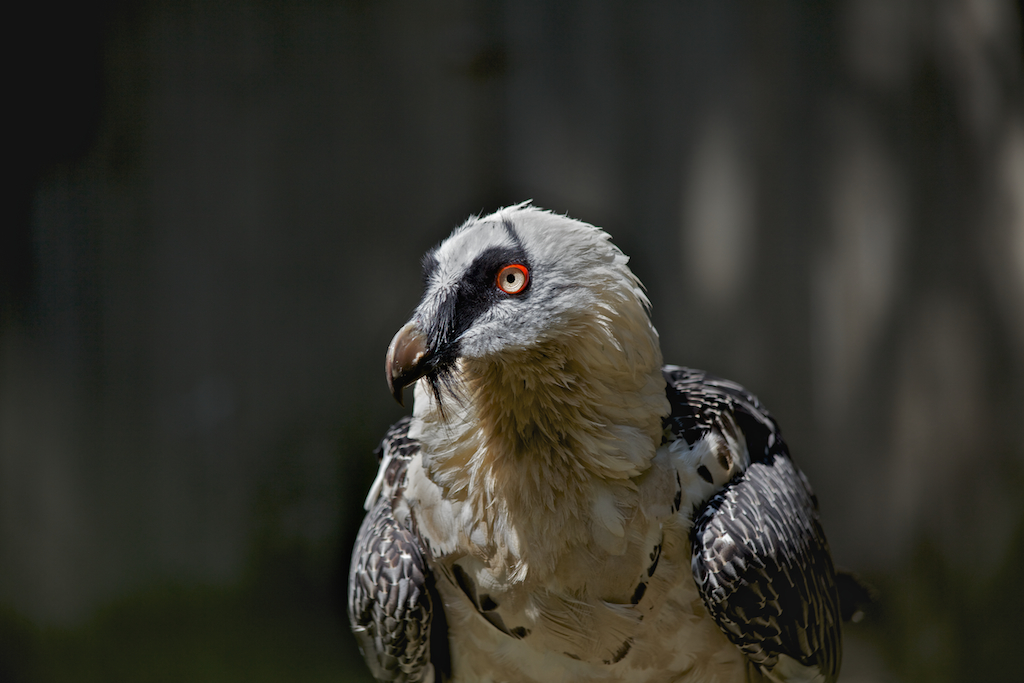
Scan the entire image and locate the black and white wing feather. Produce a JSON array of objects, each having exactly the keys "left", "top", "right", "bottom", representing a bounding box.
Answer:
[
  {"left": 348, "top": 418, "right": 448, "bottom": 683},
  {"left": 664, "top": 367, "right": 842, "bottom": 683}
]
